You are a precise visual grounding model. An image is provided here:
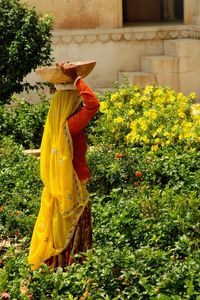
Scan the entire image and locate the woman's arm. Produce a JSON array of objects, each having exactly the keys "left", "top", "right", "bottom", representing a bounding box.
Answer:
[
  {"left": 67, "top": 78, "right": 100, "bottom": 135},
  {"left": 57, "top": 63, "right": 100, "bottom": 135}
]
